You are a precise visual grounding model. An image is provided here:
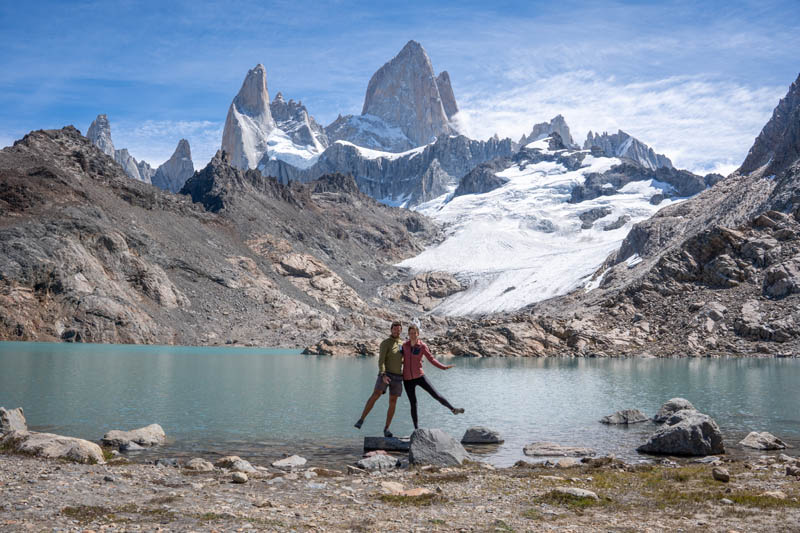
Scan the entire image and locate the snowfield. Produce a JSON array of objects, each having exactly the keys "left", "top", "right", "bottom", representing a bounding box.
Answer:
[{"left": 400, "top": 152, "right": 679, "bottom": 315}]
